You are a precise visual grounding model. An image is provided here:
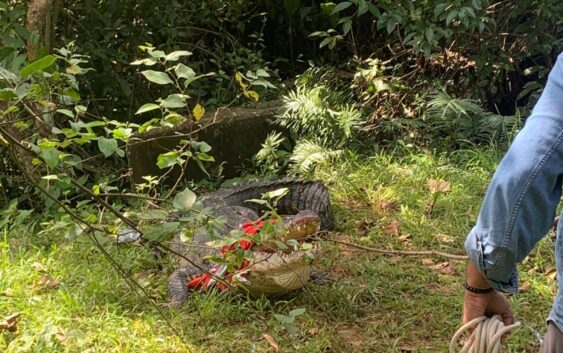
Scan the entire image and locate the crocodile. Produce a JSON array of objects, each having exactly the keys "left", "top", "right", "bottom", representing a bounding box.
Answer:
[{"left": 167, "top": 179, "right": 334, "bottom": 304}]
